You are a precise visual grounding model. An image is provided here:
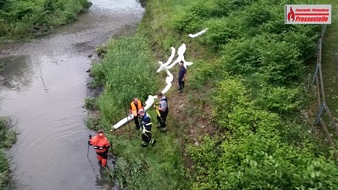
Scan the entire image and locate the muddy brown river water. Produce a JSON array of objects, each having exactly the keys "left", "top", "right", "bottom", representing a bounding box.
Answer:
[{"left": 0, "top": 0, "right": 144, "bottom": 189}]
